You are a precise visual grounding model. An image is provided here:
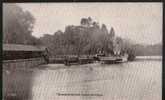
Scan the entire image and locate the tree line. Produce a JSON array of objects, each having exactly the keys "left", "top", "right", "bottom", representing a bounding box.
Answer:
[
  {"left": 39, "top": 17, "right": 135, "bottom": 58},
  {"left": 3, "top": 4, "right": 136, "bottom": 60},
  {"left": 133, "top": 43, "right": 162, "bottom": 56}
]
